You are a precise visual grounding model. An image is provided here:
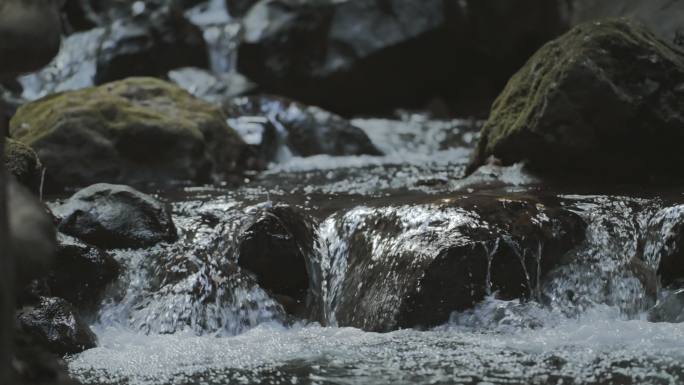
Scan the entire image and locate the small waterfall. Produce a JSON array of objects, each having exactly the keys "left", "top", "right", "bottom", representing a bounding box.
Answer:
[{"left": 96, "top": 198, "right": 285, "bottom": 336}]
